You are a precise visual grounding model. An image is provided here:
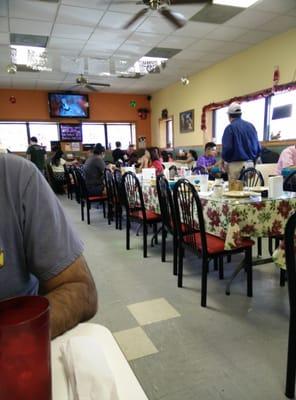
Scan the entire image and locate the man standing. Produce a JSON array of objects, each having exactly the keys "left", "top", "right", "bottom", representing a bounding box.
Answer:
[
  {"left": 222, "top": 102, "right": 261, "bottom": 180},
  {"left": 26, "top": 136, "right": 47, "bottom": 173},
  {"left": 112, "top": 141, "right": 126, "bottom": 164}
]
